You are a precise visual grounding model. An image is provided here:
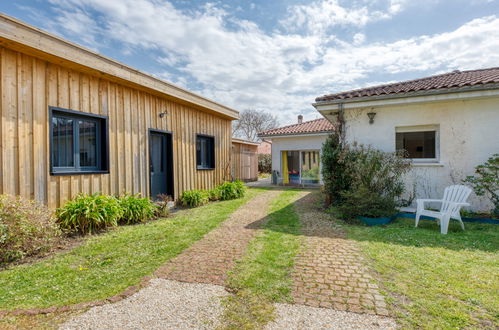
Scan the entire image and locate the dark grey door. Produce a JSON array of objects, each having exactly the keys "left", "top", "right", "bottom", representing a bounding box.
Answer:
[{"left": 149, "top": 131, "right": 173, "bottom": 199}]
